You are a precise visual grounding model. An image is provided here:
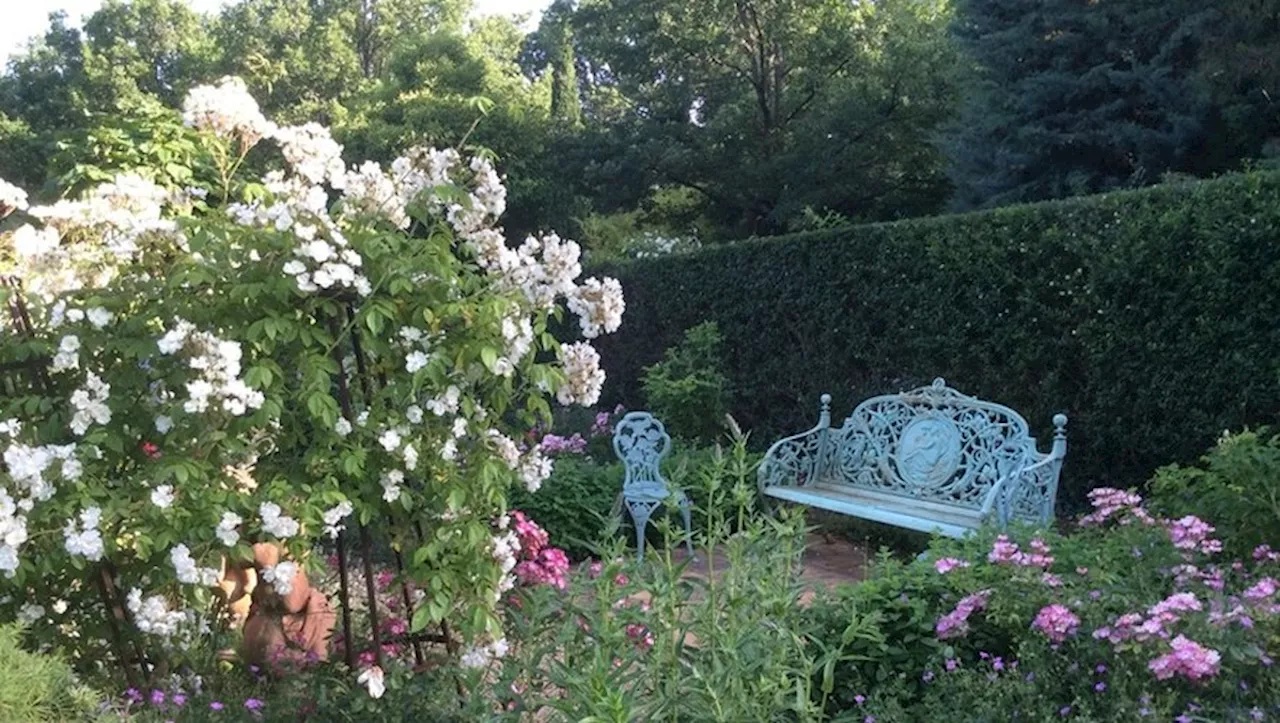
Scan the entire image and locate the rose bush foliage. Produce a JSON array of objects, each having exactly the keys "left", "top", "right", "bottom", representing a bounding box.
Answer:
[{"left": 0, "top": 76, "right": 623, "bottom": 676}]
